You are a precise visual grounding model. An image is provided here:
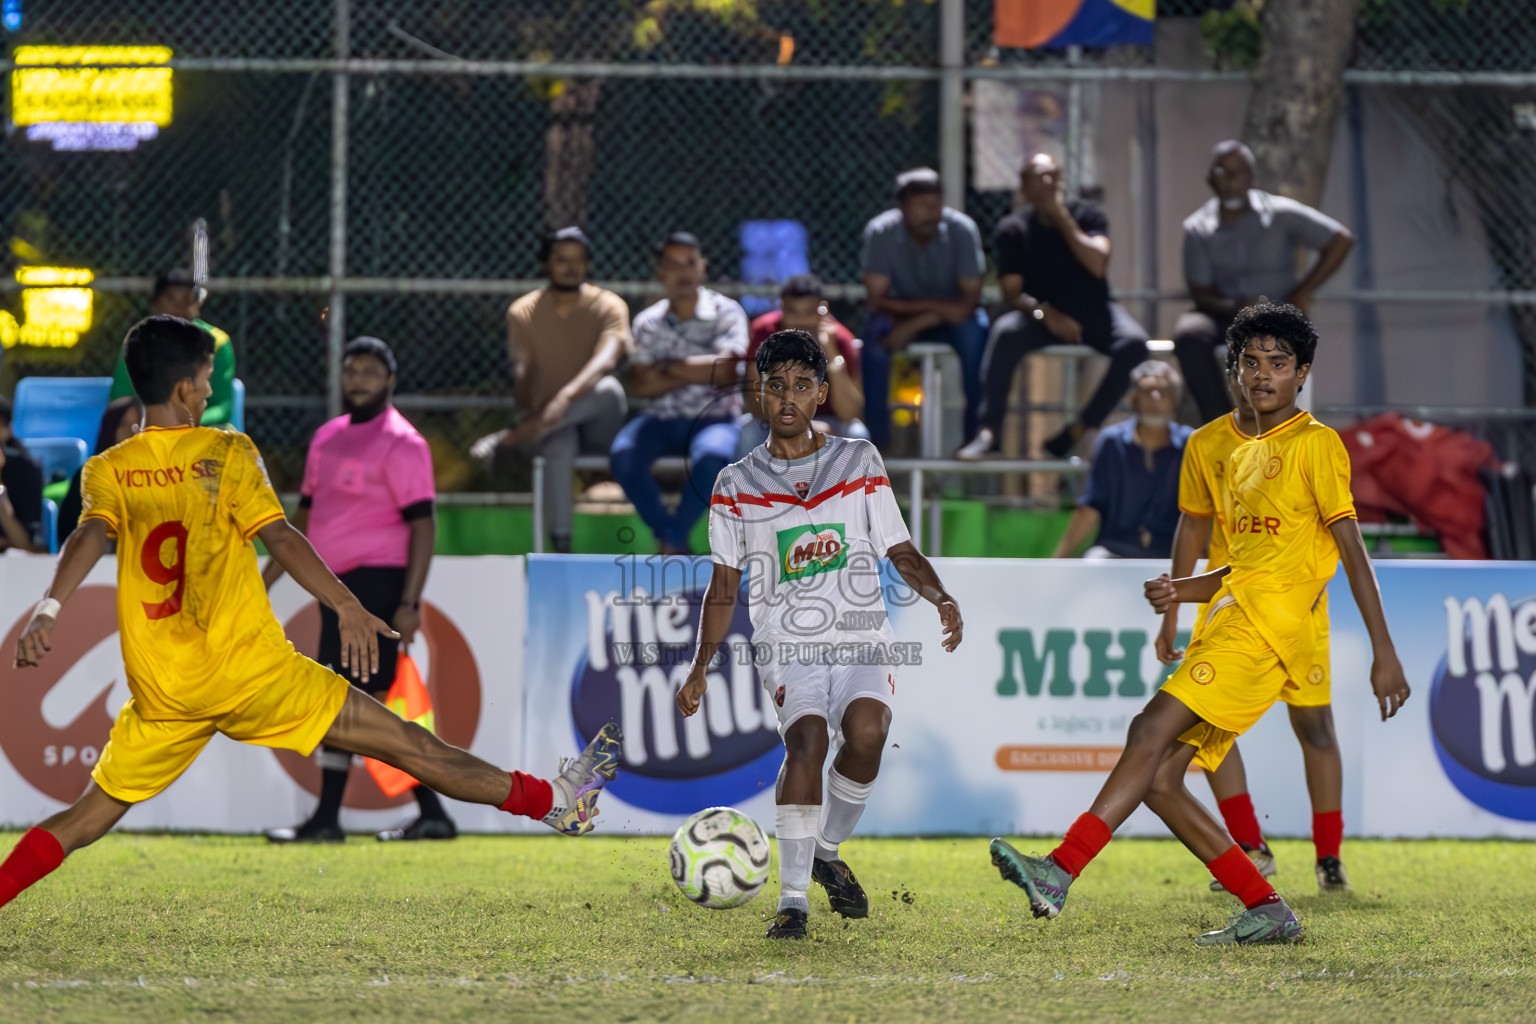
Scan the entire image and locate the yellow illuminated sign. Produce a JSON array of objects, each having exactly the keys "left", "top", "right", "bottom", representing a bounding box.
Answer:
[
  {"left": 11, "top": 46, "right": 172, "bottom": 127},
  {"left": 3, "top": 267, "right": 95, "bottom": 349}
]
